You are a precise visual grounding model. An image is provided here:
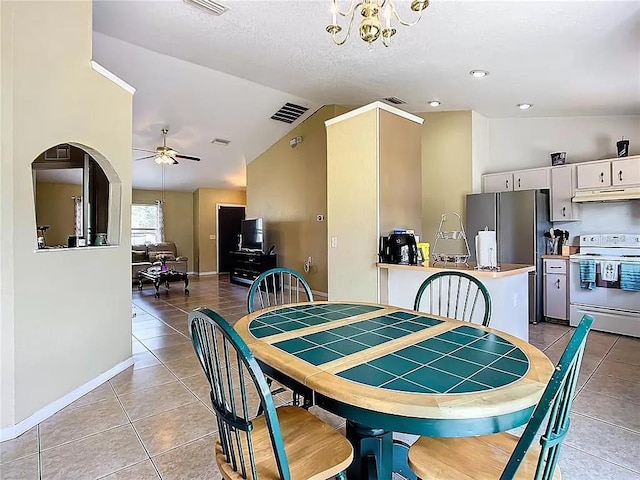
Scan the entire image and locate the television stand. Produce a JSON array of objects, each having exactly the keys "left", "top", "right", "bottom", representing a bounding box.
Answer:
[{"left": 229, "top": 251, "right": 277, "bottom": 287}]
